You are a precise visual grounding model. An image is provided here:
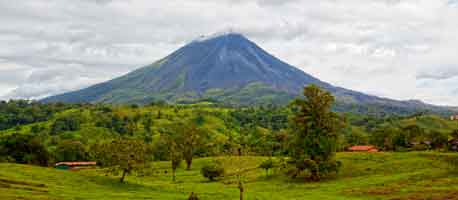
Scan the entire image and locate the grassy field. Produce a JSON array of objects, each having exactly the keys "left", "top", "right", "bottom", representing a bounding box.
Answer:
[{"left": 1, "top": 152, "right": 458, "bottom": 200}]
